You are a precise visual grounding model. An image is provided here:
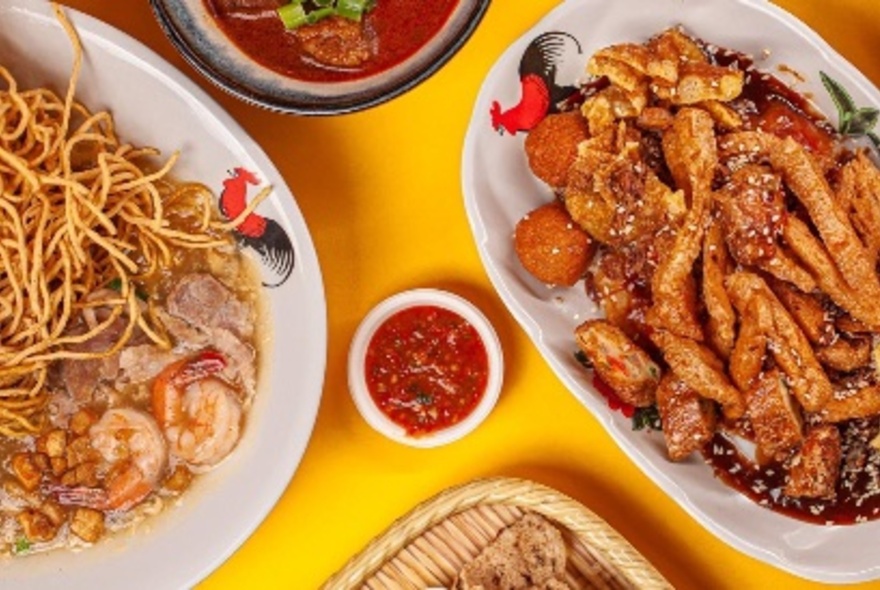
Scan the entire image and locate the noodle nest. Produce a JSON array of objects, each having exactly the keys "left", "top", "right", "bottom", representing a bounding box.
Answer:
[{"left": 0, "top": 5, "right": 257, "bottom": 437}]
